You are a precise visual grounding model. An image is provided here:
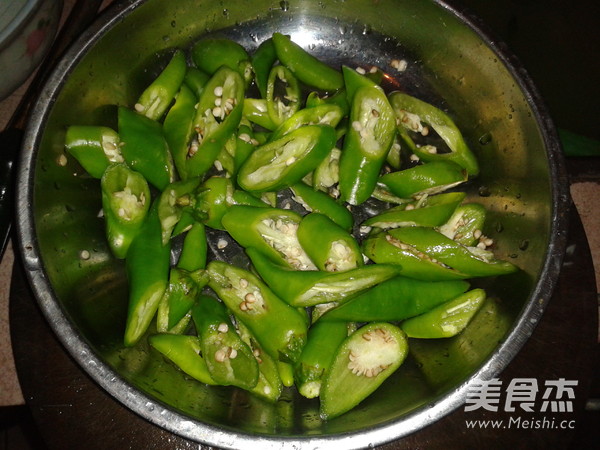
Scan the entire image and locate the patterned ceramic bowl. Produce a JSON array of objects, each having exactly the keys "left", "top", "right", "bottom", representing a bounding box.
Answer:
[{"left": 0, "top": 0, "right": 62, "bottom": 99}]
